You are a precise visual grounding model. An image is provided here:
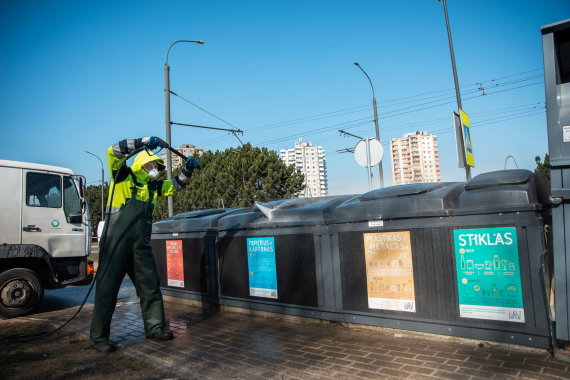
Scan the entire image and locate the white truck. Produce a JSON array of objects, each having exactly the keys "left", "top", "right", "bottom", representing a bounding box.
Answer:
[{"left": 0, "top": 160, "right": 93, "bottom": 318}]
